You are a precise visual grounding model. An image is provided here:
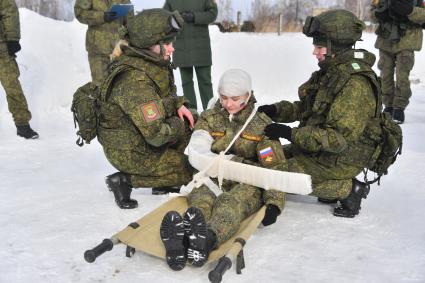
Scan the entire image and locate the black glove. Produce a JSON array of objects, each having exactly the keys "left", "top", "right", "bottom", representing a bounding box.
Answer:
[
  {"left": 262, "top": 204, "right": 280, "bottom": 226},
  {"left": 390, "top": 0, "right": 414, "bottom": 16},
  {"left": 374, "top": 10, "right": 390, "bottom": 22},
  {"left": 257, "top": 104, "right": 277, "bottom": 118},
  {"left": 6, "top": 41, "right": 21, "bottom": 56},
  {"left": 264, "top": 123, "right": 292, "bottom": 141},
  {"left": 181, "top": 11, "right": 195, "bottom": 23},
  {"left": 104, "top": 11, "right": 118, "bottom": 23}
]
